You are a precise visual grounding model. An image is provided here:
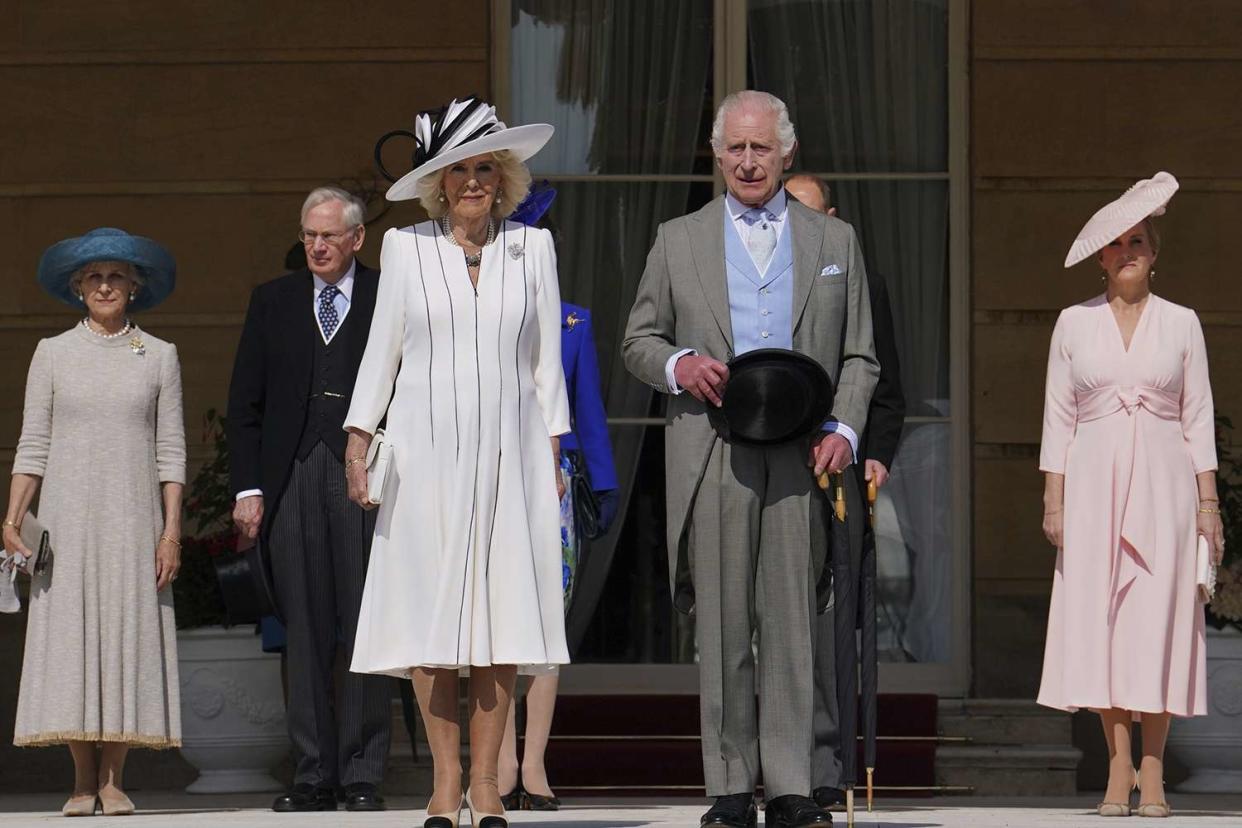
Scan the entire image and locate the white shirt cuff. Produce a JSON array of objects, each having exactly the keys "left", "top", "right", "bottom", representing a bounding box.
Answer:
[
  {"left": 820, "top": 421, "right": 860, "bottom": 463},
  {"left": 664, "top": 349, "right": 697, "bottom": 394},
  {"left": 235, "top": 489, "right": 263, "bottom": 502}
]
